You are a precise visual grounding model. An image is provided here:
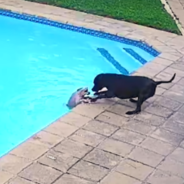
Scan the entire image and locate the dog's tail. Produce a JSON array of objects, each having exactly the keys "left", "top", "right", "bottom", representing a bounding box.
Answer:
[{"left": 155, "top": 73, "right": 176, "bottom": 86}]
